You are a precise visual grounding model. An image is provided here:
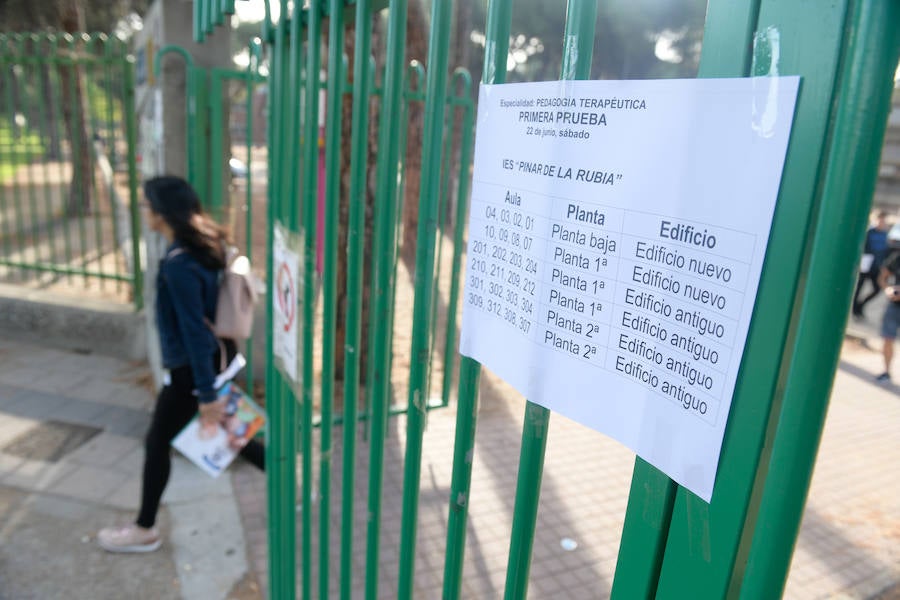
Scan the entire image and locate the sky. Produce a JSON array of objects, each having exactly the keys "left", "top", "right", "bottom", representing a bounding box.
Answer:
[{"left": 234, "top": 0, "right": 273, "bottom": 24}]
